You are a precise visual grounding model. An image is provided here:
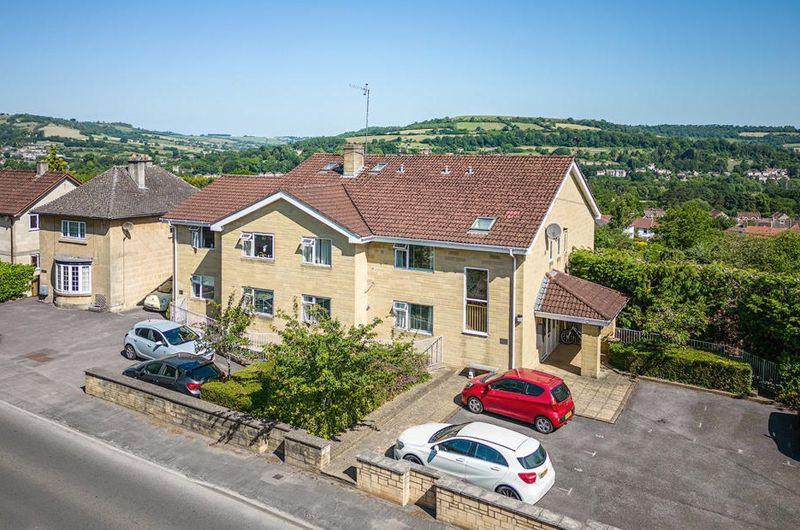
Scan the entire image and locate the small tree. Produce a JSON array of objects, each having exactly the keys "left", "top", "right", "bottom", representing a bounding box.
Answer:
[
  {"left": 655, "top": 200, "right": 718, "bottom": 250},
  {"left": 643, "top": 296, "right": 709, "bottom": 346},
  {"left": 198, "top": 292, "right": 254, "bottom": 375},
  {"left": 44, "top": 146, "right": 68, "bottom": 172}
]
